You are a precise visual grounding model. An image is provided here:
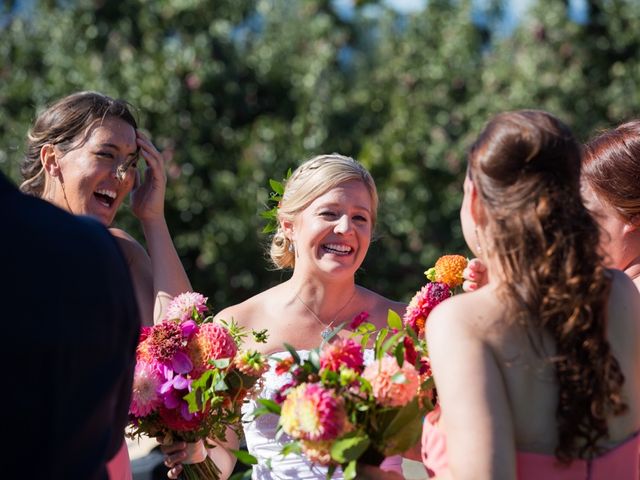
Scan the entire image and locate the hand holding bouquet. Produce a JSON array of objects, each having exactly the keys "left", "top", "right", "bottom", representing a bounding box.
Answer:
[{"left": 127, "top": 292, "right": 268, "bottom": 480}]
